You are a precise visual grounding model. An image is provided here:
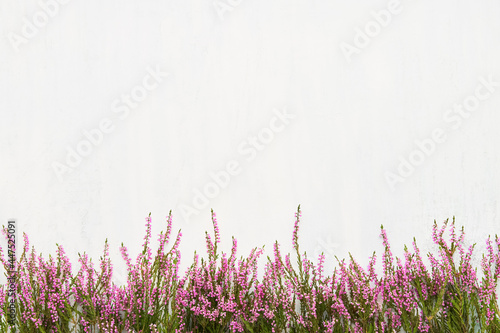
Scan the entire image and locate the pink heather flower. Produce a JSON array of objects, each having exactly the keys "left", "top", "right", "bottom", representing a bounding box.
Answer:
[
  {"left": 292, "top": 205, "right": 302, "bottom": 250},
  {"left": 317, "top": 253, "right": 326, "bottom": 281},
  {"left": 205, "top": 232, "right": 215, "bottom": 257},
  {"left": 211, "top": 209, "right": 220, "bottom": 244}
]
